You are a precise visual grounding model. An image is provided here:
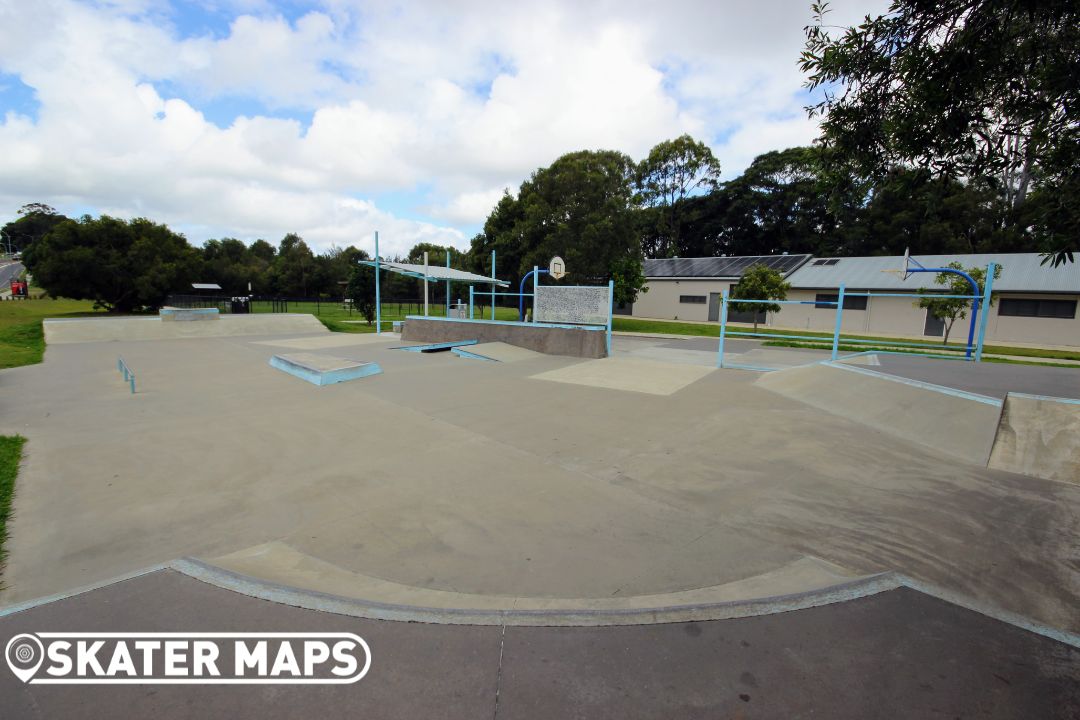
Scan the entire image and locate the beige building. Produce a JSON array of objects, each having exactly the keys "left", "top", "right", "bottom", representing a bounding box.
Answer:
[{"left": 633, "top": 253, "right": 1080, "bottom": 348}]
